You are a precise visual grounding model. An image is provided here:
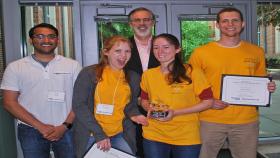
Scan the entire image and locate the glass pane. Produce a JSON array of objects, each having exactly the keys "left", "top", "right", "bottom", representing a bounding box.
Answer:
[
  {"left": 21, "top": 5, "right": 74, "bottom": 59},
  {"left": 96, "top": 17, "right": 155, "bottom": 55},
  {"left": 180, "top": 20, "right": 220, "bottom": 62},
  {"left": 257, "top": 2, "right": 280, "bottom": 138},
  {"left": 97, "top": 21, "right": 133, "bottom": 50}
]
